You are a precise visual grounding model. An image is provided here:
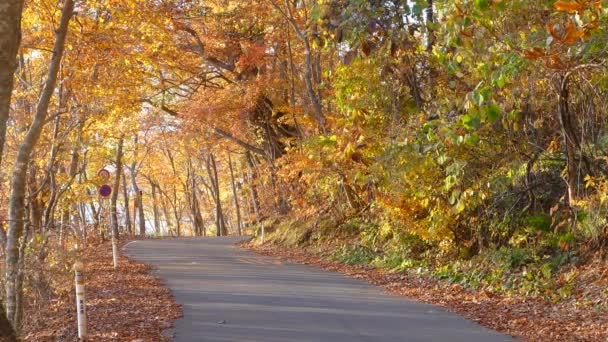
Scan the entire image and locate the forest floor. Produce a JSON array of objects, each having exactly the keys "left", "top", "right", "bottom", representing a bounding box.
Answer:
[
  {"left": 22, "top": 238, "right": 181, "bottom": 341},
  {"left": 248, "top": 242, "right": 608, "bottom": 342}
]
